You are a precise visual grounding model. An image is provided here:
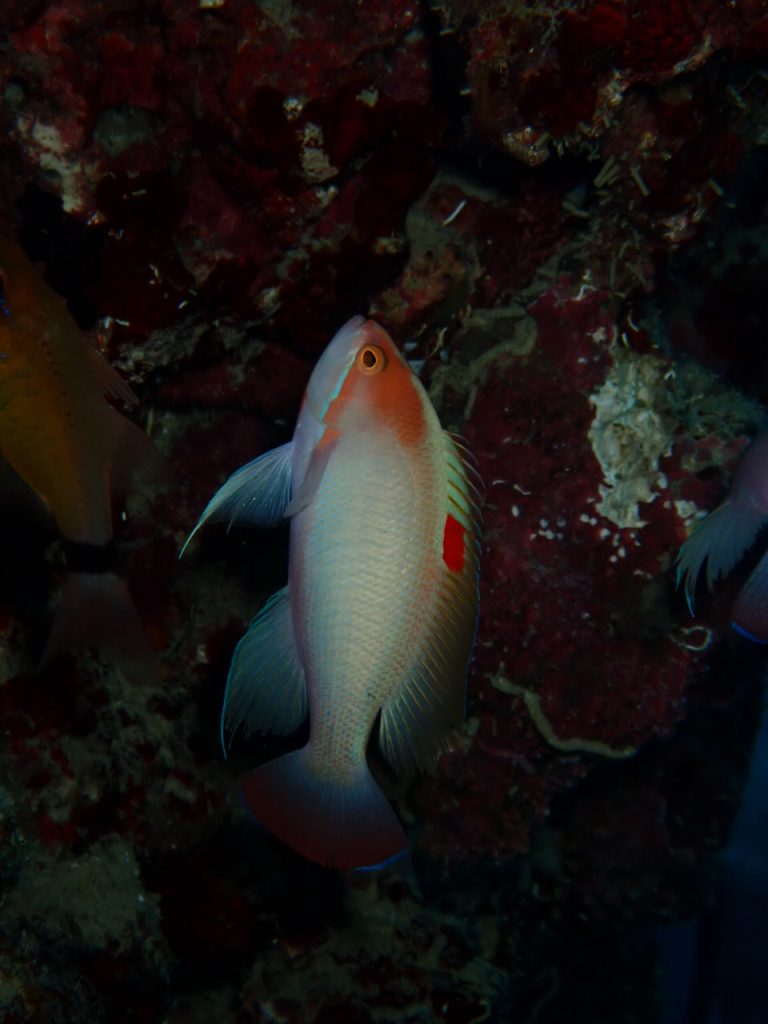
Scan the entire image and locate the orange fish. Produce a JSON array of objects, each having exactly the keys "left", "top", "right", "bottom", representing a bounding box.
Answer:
[
  {"left": 185, "top": 317, "right": 482, "bottom": 868},
  {"left": 0, "top": 238, "right": 156, "bottom": 669}
]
